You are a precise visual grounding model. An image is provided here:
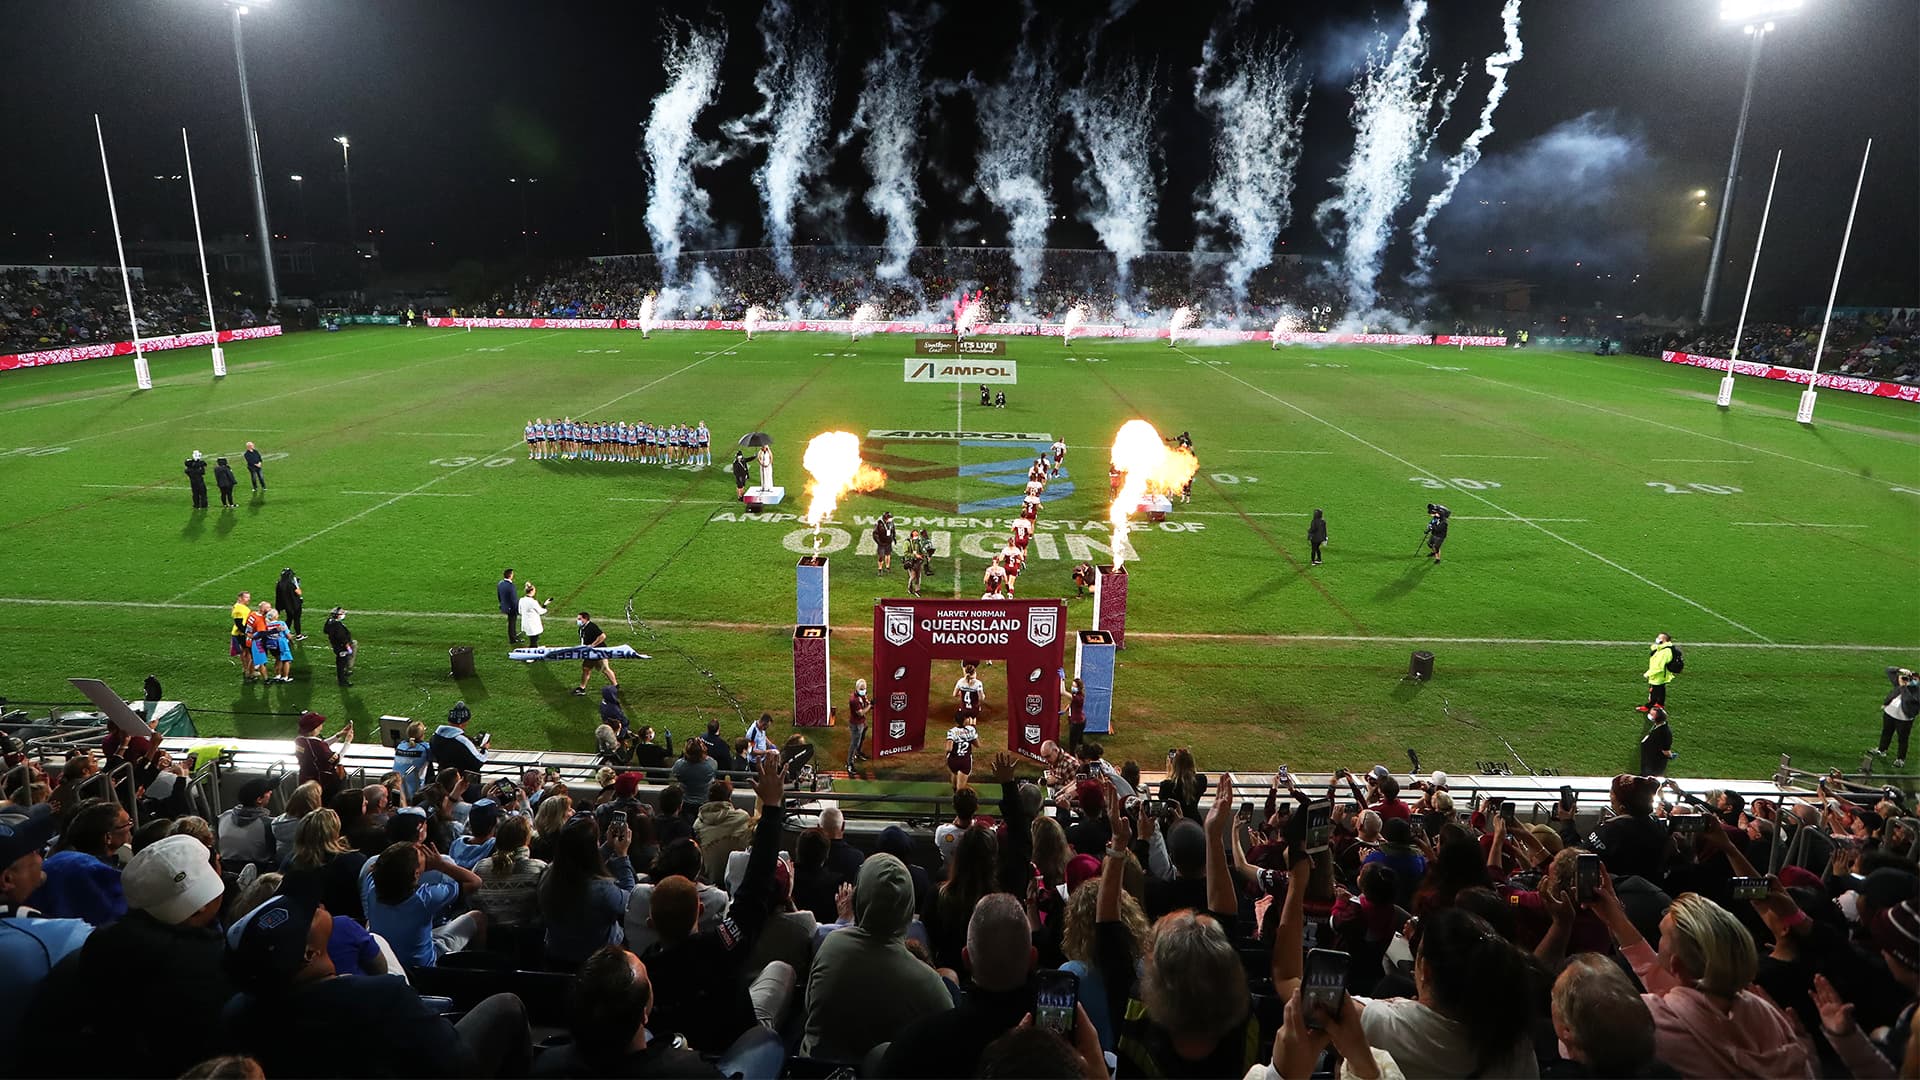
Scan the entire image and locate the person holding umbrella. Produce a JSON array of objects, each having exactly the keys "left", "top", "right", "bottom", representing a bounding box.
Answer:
[{"left": 732, "top": 450, "right": 750, "bottom": 501}]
